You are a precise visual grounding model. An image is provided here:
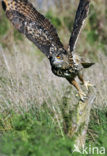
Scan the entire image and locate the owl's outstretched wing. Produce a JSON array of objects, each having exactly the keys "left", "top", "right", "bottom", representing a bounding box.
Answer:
[
  {"left": 2, "top": 0, "right": 64, "bottom": 58},
  {"left": 69, "top": 0, "right": 90, "bottom": 53}
]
